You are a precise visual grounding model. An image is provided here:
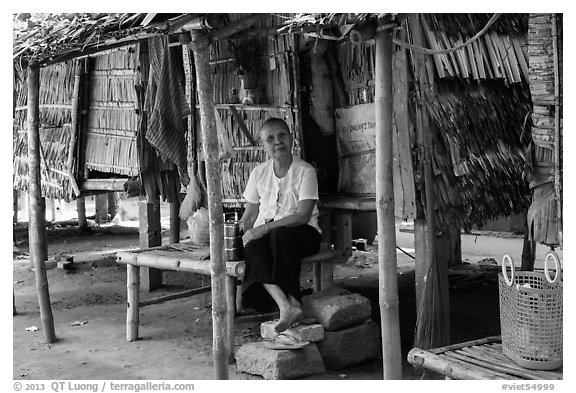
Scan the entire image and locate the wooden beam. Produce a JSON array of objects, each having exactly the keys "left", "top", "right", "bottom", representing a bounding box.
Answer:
[
  {"left": 81, "top": 178, "right": 129, "bottom": 192},
  {"left": 191, "top": 32, "right": 229, "bottom": 380},
  {"left": 27, "top": 63, "right": 56, "bottom": 344},
  {"left": 228, "top": 106, "right": 257, "bottom": 145},
  {"left": 375, "top": 28, "right": 402, "bottom": 380},
  {"left": 211, "top": 14, "right": 270, "bottom": 41}
]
